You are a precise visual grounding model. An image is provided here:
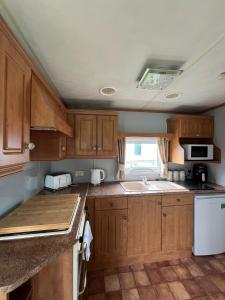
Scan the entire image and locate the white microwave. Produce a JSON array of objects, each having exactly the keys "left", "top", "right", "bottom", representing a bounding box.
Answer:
[{"left": 182, "top": 144, "right": 214, "bottom": 160}]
